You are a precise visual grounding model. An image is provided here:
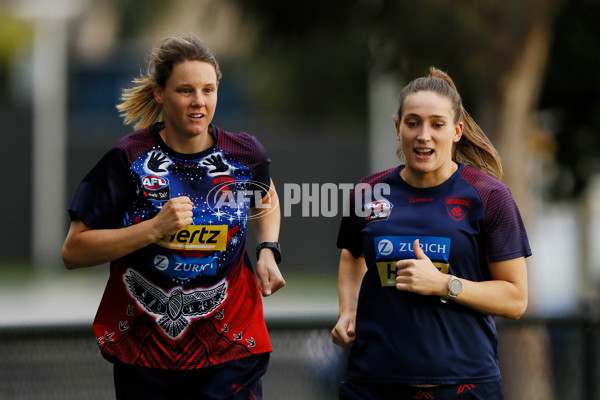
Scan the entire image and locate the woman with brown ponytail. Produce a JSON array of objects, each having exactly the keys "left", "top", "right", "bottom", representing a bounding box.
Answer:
[{"left": 332, "top": 67, "right": 530, "bottom": 399}]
